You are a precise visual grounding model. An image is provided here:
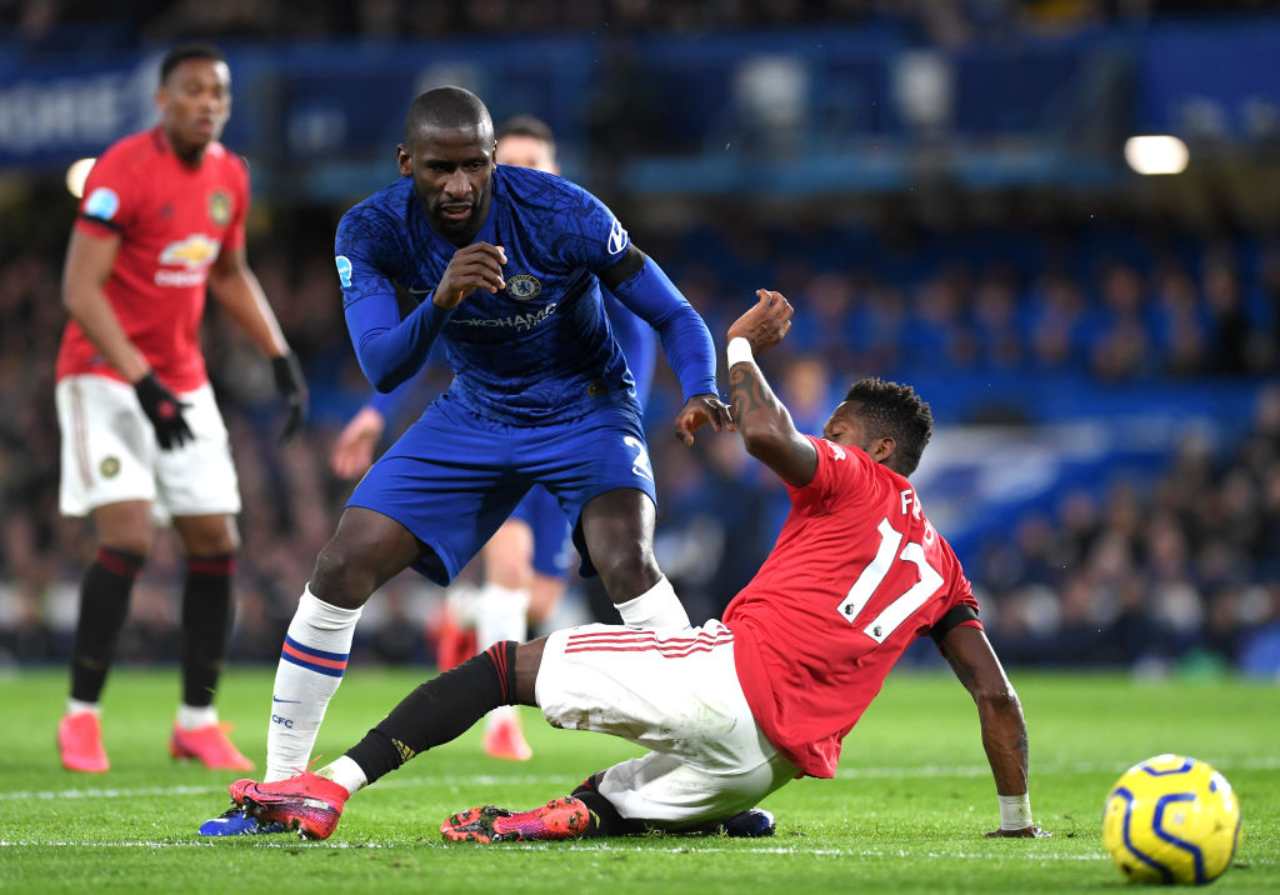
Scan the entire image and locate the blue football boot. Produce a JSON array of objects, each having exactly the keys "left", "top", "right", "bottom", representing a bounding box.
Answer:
[
  {"left": 722, "top": 808, "right": 776, "bottom": 837},
  {"left": 198, "top": 806, "right": 289, "bottom": 837}
]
